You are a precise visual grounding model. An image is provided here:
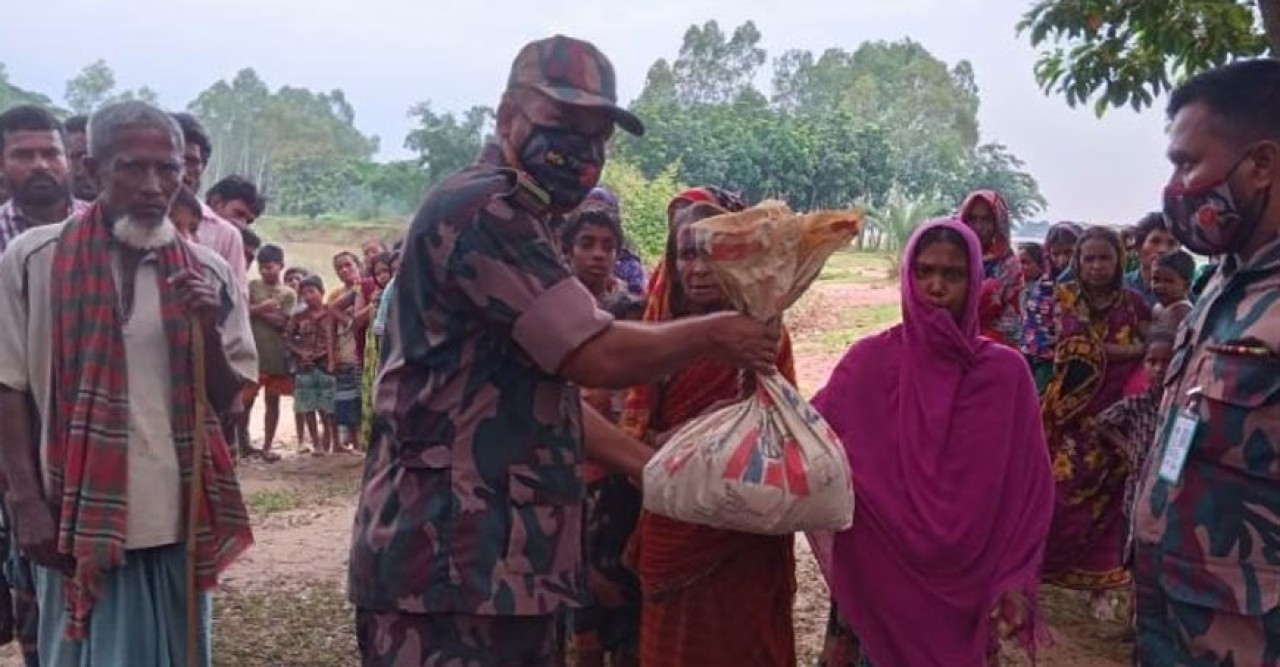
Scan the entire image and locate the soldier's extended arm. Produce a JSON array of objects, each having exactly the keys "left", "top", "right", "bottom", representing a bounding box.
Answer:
[
  {"left": 558, "top": 312, "right": 779, "bottom": 390},
  {"left": 447, "top": 204, "right": 776, "bottom": 388}
]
